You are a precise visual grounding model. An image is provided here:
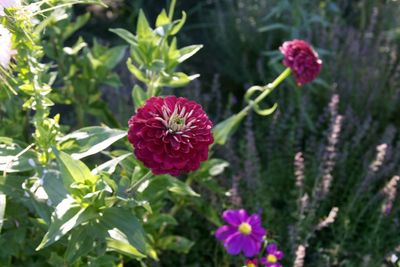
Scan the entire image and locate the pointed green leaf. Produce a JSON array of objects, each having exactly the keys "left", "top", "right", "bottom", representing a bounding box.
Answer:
[
  {"left": 101, "top": 207, "right": 147, "bottom": 254},
  {"left": 170, "top": 11, "right": 187, "bottom": 35},
  {"left": 213, "top": 112, "right": 247, "bottom": 145},
  {"left": 178, "top": 45, "right": 203, "bottom": 63},
  {"left": 106, "top": 228, "right": 146, "bottom": 258},
  {"left": 156, "top": 9, "right": 170, "bottom": 27},
  {"left": 53, "top": 148, "right": 97, "bottom": 186},
  {"left": 127, "top": 58, "right": 148, "bottom": 83},
  {"left": 110, "top": 28, "right": 137, "bottom": 46},
  {"left": 92, "top": 153, "right": 131, "bottom": 175},
  {"left": 36, "top": 198, "right": 98, "bottom": 250},
  {"left": 59, "top": 126, "right": 127, "bottom": 160},
  {"left": 132, "top": 85, "right": 147, "bottom": 111},
  {"left": 137, "top": 10, "right": 152, "bottom": 38}
]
